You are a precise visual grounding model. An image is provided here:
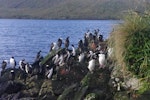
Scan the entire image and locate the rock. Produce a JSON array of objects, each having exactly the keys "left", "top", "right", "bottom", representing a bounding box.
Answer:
[
  {"left": 0, "top": 69, "right": 13, "bottom": 82},
  {"left": 0, "top": 35, "right": 129, "bottom": 100},
  {"left": 18, "top": 97, "right": 36, "bottom": 100},
  {"left": 38, "top": 80, "right": 54, "bottom": 97},
  {"left": 1, "top": 93, "right": 15, "bottom": 100},
  {"left": 40, "top": 49, "right": 63, "bottom": 66},
  {"left": 81, "top": 68, "right": 110, "bottom": 88},
  {"left": 125, "top": 77, "right": 142, "bottom": 90},
  {"left": 84, "top": 93, "right": 98, "bottom": 100},
  {"left": 0, "top": 92, "right": 22, "bottom": 100},
  {"left": 52, "top": 79, "right": 67, "bottom": 96},
  {"left": 0, "top": 68, "right": 26, "bottom": 83},
  {"left": 73, "top": 86, "right": 88, "bottom": 100},
  {"left": 114, "top": 91, "right": 129, "bottom": 100},
  {"left": 21, "top": 78, "right": 43, "bottom": 98},
  {"left": 12, "top": 92, "right": 21, "bottom": 100},
  {"left": 29, "top": 75, "right": 38, "bottom": 81},
  {"left": 136, "top": 90, "right": 150, "bottom": 100},
  {"left": 92, "top": 90, "right": 107, "bottom": 100},
  {"left": 57, "top": 83, "right": 78, "bottom": 100},
  {"left": 22, "top": 88, "right": 39, "bottom": 97},
  {"left": 39, "top": 95, "right": 57, "bottom": 100},
  {"left": 0, "top": 81, "right": 23, "bottom": 96},
  {"left": 81, "top": 73, "right": 92, "bottom": 87}
]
